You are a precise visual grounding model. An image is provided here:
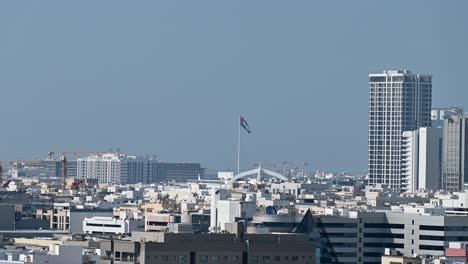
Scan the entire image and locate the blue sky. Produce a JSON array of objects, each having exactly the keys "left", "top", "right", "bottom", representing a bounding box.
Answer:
[{"left": 0, "top": 1, "right": 467, "bottom": 173}]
